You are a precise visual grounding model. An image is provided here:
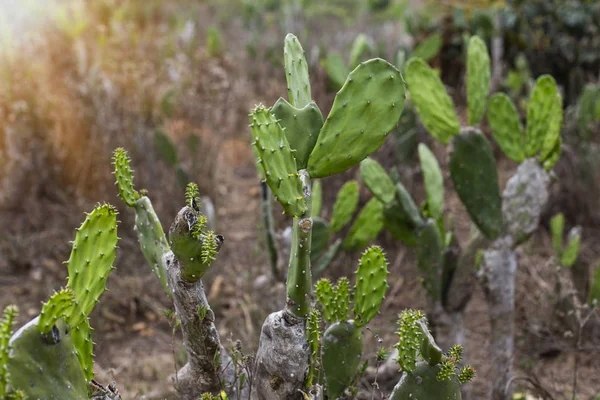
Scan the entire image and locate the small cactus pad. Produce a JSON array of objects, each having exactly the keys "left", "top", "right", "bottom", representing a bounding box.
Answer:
[
  {"left": 395, "top": 182, "right": 424, "bottom": 228},
  {"left": 383, "top": 202, "right": 418, "bottom": 247},
  {"left": 67, "top": 204, "right": 118, "bottom": 326},
  {"left": 405, "top": 58, "right": 459, "bottom": 143},
  {"left": 360, "top": 157, "right": 395, "bottom": 205},
  {"left": 38, "top": 288, "right": 76, "bottom": 334},
  {"left": 307, "top": 59, "right": 406, "bottom": 177},
  {"left": 315, "top": 279, "right": 336, "bottom": 323},
  {"left": 71, "top": 316, "right": 94, "bottom": 380},
  {"left": 418, "top": 144, "right": 444, "bottom": 220},
  {"left": 310, "top": 217, "right": 330, "bottom": 263},
  {"left": 112, "top": 148, "right": 140, "bottom": 207},
  {"left": 284, "top": 34, "right": 312, "bottom": 108},
  {"left": 134, "top": 197, "right": 171, "bottom": 294},
  {"left": 312, "top": 179, "right": 323, "bottom": 217},
  {"left": 343, "top": 198, "right": 385, "bottom": 250},
  {"left": 250, "top": 105, "right": 306, "bottom": 217},
  {"left": 348, "top": 33, "right": 372, "bottom": 70},
  {"left": 526, "top": 75, "right": 559, "bottom": 157},
  {"left": 540, "top": 93, "right": 563, "bottom": 162},
  {"left": 466, "top": 36, "right": 490, "bottom": 126},
  {"left": 333, "top": 277, "right": 351, "bottom": 323},
  {"left": 389, "top": 361, "right": 462, "bottom": 400},
  {"left": 1, "top": 305, "right": 17, "bottom": 397},
  {"left": 313, "top": 238, "right": 343, "bottom": 278},
  {"left": 154, "top": 128, "right": 179, "bottom": 167},
  {"left": 7, "top": 318, "right": 88, "bottom": 399},
  {"left": 417, "top": 318, "right": 443, "bottom": 365},
  {"left": 330, "top": 180, "right": 360, "bottom": 232},
  {"left": 416, "top": 219, "right": 444, "bottom": 301},
  {"left": 322, "top": 321, "right": 363, "bottom": 400},
  {"left": 542, "top": 137, "right": 561, "bottom": 171},
  {"left": 487, "top": 93, "right": 525, "bottom": 162},
  {"left": 306, "top": 309, "right": 321, "bottom": 387},
  {"left": 395, "top": 309, "right": 424, "bottom": 373},
  {"left": 353, "top": 246, "right": 388, "bottom": 327},
  {"left": 449, "top": 129, "right": 503, "bottom": 239},
  {"left": 323, "top": 51, "right": 349, "bottom": 90},
  {"left": 271, "top": 98, "right": 324, "bottom": 169}
]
